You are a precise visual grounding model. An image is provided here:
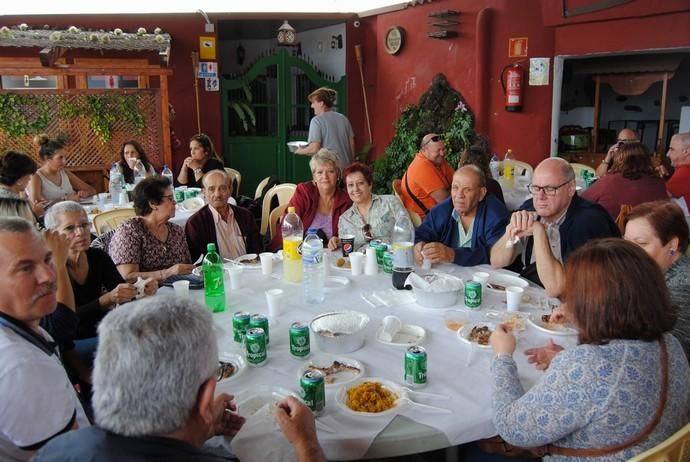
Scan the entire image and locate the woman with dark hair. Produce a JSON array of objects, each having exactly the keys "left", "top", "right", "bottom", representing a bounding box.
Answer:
[
  {"left": 176, "top": 133, "right": 224, "bottom": 188},
  {"left": 28, "top": 134, "right": 96, "bottom": 216},
  {"left": 294, "top": 87, "right": 355, "bottom": 169},
  {"left": 624, "top": 200, "right": 690, "bottom": 359},
  {"left": 115, "top": 140, "right": 156, "bottom": 184},
  {"left": 337, "top": 162, "right": 407, "bottom": 250},
  {"left": 489, "top": 239, "right": 690, "bottom": 461},
  {"left": 0, "top": 150, "right": 37, "bottom": 199},
  {"left": 460, "top": 146, "right": 505, "bottom": 204},
  {"left": 108, "top": 177, "right": 194, "bottom": 282},
  {"left": 581, "top": 142, "right": 667, "bottom": 218}
]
